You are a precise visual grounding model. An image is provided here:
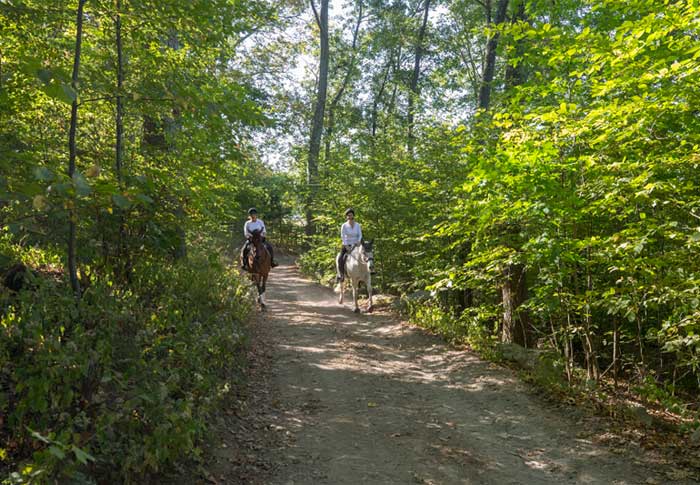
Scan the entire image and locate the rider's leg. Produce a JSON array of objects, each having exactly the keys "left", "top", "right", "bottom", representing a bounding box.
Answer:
[
  {"left": 264, "top": 240, "right": 278, "bottom": 267},
  {"left": 241, "top": 240, "right": 250, "bottom": 269},
  {"left": 337, "top": 246, "right": 348, "bottom": 281}
]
